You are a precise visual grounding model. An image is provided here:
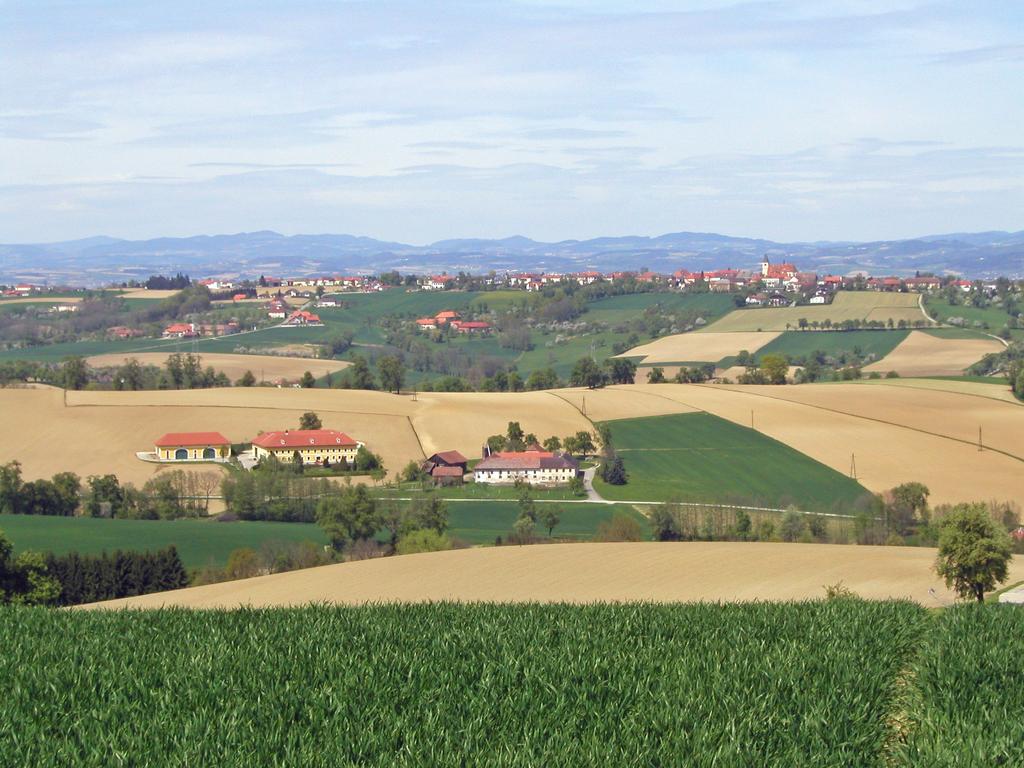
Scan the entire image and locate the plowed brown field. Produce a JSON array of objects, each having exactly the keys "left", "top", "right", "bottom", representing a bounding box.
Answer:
[
  {"left": 81, "top": 542, "right": 1023, "bottom": 609},
  {"left": 86, "top": 352, "right": 349, "bottom": 383},
  {"left": 863, "top": 331, "right": 1002, "bottom": 377}
]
